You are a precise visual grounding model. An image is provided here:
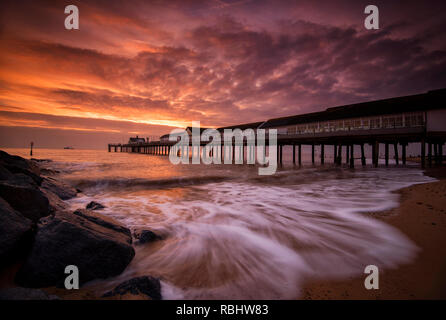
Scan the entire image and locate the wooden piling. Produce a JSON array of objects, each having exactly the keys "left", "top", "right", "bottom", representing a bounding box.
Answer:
[
  {"left": 394, "top": 143, "right": 399, "bottom": 165},
  {"left": 345, "top": 144, "right": 349, "bottom": 164},
  {"left": 320, "top": 144, "right": 324, "bottom": 164},
  {"left": 349, "top": 144, "right": 354, "bottom": 168},
  {"left": 402, "top": 143, "right": 406, "bottom": 165},
  {"left": 421, "top": 139, "right": 426, "bottom": 168},
  {"left": 361, "top": 144, "right": 366, "bottom": 166},
  {"left": 298, "top": 144, "right": 302, "bottom": 165},
  {"left": 333, "top": 145, "right": 337, "bottom": 164},
  {"left": 311, "top": 143, "right": 315, "bottom": 164},
  {"left": 337, "top": 144, "right": 342, "bottom": 165},
  {"left": 293, "top": 144, "right": 296, "bottom": 164},
  {"left": 385, "top": 143, "right": 389, "bottom": 166},
  {"left": 440, "top": 143, "right": 443, "bottom": 165}
]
